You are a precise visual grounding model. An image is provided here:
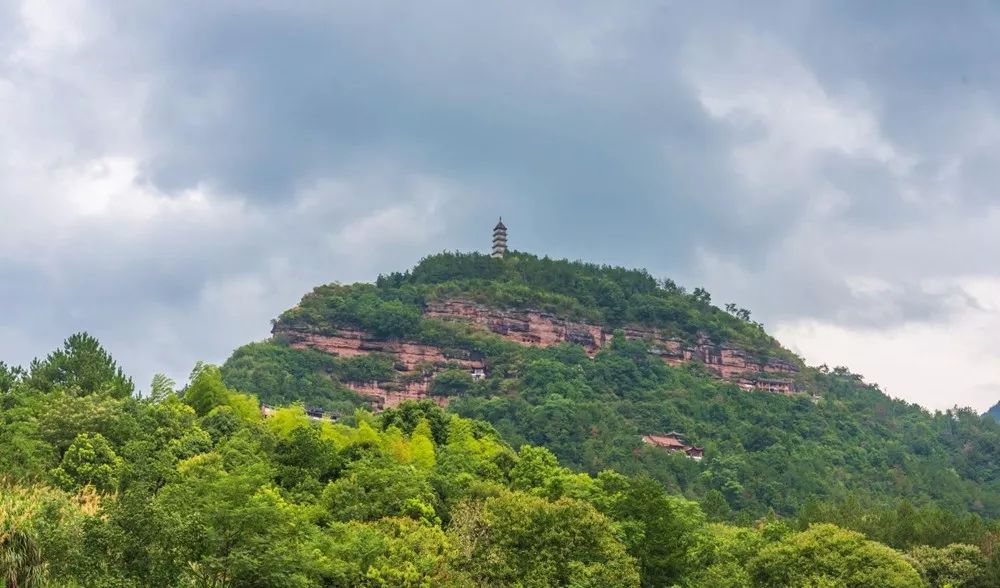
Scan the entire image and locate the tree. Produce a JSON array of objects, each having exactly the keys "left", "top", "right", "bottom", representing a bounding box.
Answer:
[
  {"left": 148, "top": 373, "right": 176, "bottom": 403},
  {"left": 603, "top": 475, "right": 705, "bottom": 587},
  {"left": 701, "top": 489, "right": 732, "bottom": 522},
  {"left": 50, "top": 432, "right": 123, "bottom": 493},
  {"left": 749, "top": 524, "right": 924, "bottom": 587},
  {"left": 322, "top": 458, "right": 439, "bottom": 524},
  {"left": 449, "top": 492, "right": 640, "bottom": 587},
  {"left": 429, "top": 369, "right": 474, "bottom": 397},
  {"left": 0, "top": 489, "right": 47, "bottom": 588},
  {"left": 379, "top": 400, "right": 451, "bottom": 446},
  {"left": 182, "top": 365, "right": 231, "bottom": 417},
  {"left": 684, "top": 523, "right": 765, "bottom": 588},
  {"left": 155, "top": 451, "right": 327, "bottom": 587},
  {"left": 324, "top": 518, "right": 464, "bottom": 586},
  {"left": 365, "top": 299, "right": 422, "bottom": 339},
  {"left": 410, "top": 420, "right": 436, "bottom": 470},
  {"left": 27, "top": 333, "right": 134, "bottom": 398},
  {"left": 906, "top": 544, "right": 986, "bottom": 588},
  {"left": 0, "top": 361, "right": 24, "bottom": 394}
]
